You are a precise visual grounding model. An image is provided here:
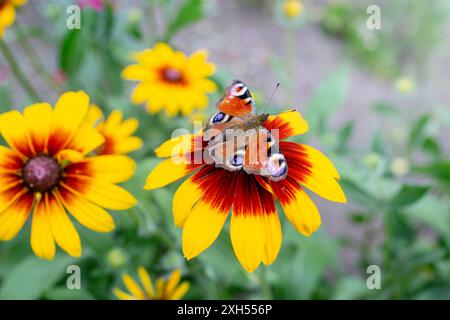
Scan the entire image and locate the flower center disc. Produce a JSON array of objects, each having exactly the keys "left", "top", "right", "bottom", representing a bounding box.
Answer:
[
  {"left": 22, "top": 155, "right": 61, "bottom": 192},
  {"left": 162, "top": 67, "right": 183, "bottom": 83}
]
